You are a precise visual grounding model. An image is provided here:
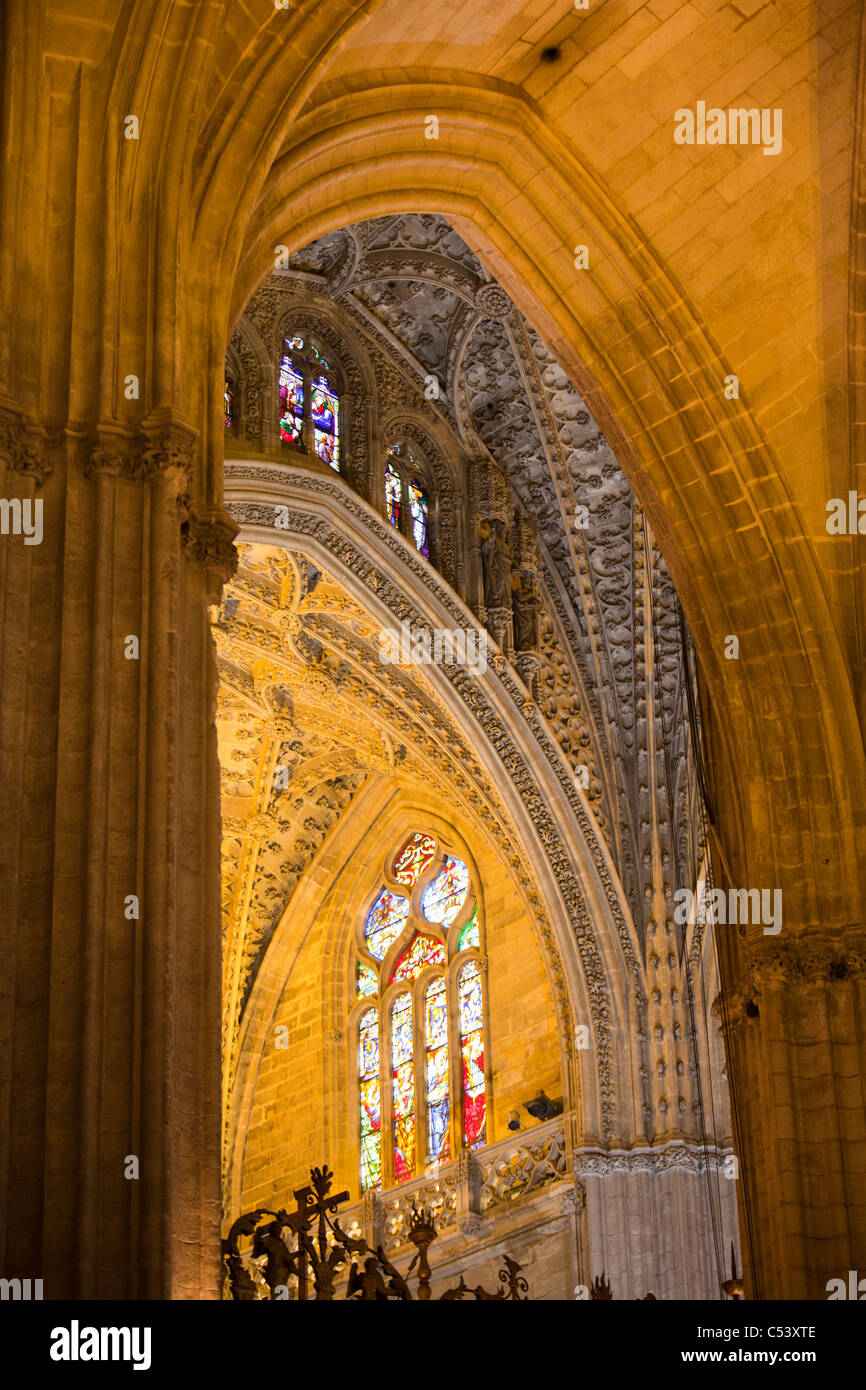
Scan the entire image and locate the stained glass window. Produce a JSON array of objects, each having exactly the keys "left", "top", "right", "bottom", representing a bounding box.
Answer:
[
  {"left": 459, "top": 962, "right": 486, "bottom": 1148},
  {"left": 391, "top": 993, "right": 415, "bottom": 1182},
  {"left": 311, "top": 378, "right": 339, "bottom": 471},
  {"left": 385, "top": 462, "right": 401, "bottom": 527},
  {"left": 364, "top": 889, "right": 409, "bottom": 960},
  {"left": 458, "top": 907, "right": 480, "bottom": 952},
  {"left": 224, "top": 378, "right": 234, "bottom": 430},
  {"left": 278, "top": 337, "right": 339, "bottom": 467},
  {"left": 278, "top": 358, "right": 303, "bottom": 444},
  {"left": 393, "top": 832, "right": 436, "bottom": 887},
  {"left": 356, "top": 835, "right": 484, "bottom": 1192},
  {"left": 356, "top": 960, "right": 378, "bottom": 998},
  {"left": 389, "top": 933, "right": 446, "bottom": 984},
  {"left": 408, "top": 481, "right": 430, "bottom": 557},
  {"left": 422, "top": 856, "right": 469, "bottom": 926},
  {"left": 425, "top": 977, "right": 450, "bottom": 1165},
  {"left": 359, "top": 1009, "right": 382, "bottom": 1191}
]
